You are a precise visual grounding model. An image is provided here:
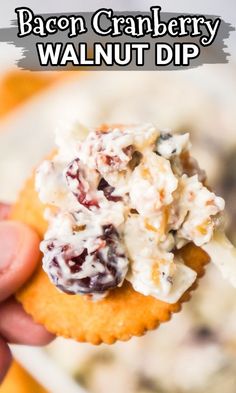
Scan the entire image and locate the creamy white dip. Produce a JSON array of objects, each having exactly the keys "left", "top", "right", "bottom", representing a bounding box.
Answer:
[{"left": 36, "top": 123, "right": 226, "bottom": 303}]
